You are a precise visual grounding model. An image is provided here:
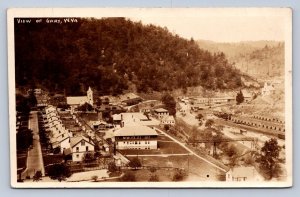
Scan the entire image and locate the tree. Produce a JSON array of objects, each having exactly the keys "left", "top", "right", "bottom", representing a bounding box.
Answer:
[
  {"left": 164, "top": 124, "right": 170, "bottom": 131},
  {"left": 53, "top": 146, "right": 61, "bottom": 154},
  {"left": 258, "top": 138, "right": 281, "bottom": 180},
  {"left": 77, "top": 102, "right": 93, "bottom": 112},
  {"left": 91, "top": 175, "right": 98, "bottom": 182},
  {"left": 189, "top": 126, "right": 200, "bottom": 142},
  {"left": 236, "top": 90, "right": 244, "bottom": 105},
  {"left": 225, "top": 145, "right": 238, "bottom": 167},
  {"left": 83, "top": 152, "right": 95, "bottom": 163},
  {"left": 32, "top": 171, "right": 42, "bottom": 182},
  {"left": 27, "top": 91, "right": 37, "bottom": 108},
  {"left": 15, "top": 17, "right": 244, "bottom": 96},
  {"left": 149, "top": 174, "right": 159, "bottom": 182},
  {"left": 196, "top": 113, "right": 204, "bottom": 121},
  {"left": 172, "top": 169, "right": 185, "bottom": 181},
  {"left": 205, "top": 119, "right": 214, "bottom": 128},
  {"left": 108, "top": 162, "right": 118, "bottom": 173},
  {"left": 16, "top": 94, "right": 30, "bottom": 114},
  {"left": 57, "top": 103, "right": 70, "bottom": 110},
  {"left": 161, "top": 93, "right": 176, "bottom": 116},
  {"left": 121, "top": 172, "right": 136, "bottom": 182},
  {"left": 149, "top": 167, "right": 157, "bottom": 173},
  {"left": 225, "top": 145, "right": 238, "bottom": 157},
  {"left": 46, "top": 163, "right": 72, "bottom": 181},
  {"left": 16, "top": 128, "right": 33, "bottom": 150},
  {"left": 128, "top": 157, "right": 142, "bottom": 170}
]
